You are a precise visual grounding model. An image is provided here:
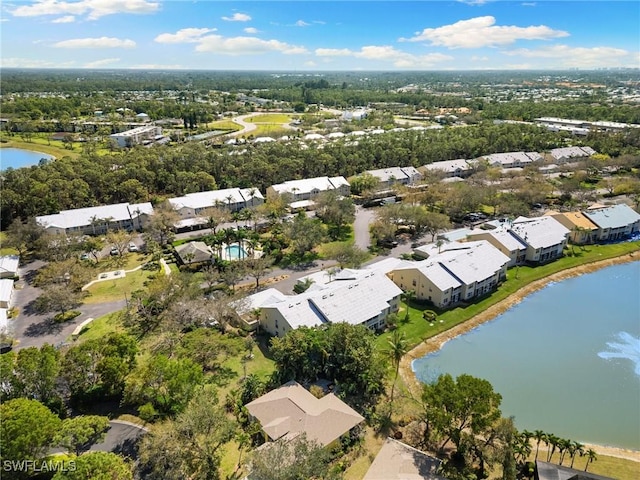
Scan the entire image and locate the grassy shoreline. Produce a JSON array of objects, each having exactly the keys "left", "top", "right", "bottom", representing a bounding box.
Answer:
[{"left": 392, "top": 246, "right": 640, "bottom": 464}]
